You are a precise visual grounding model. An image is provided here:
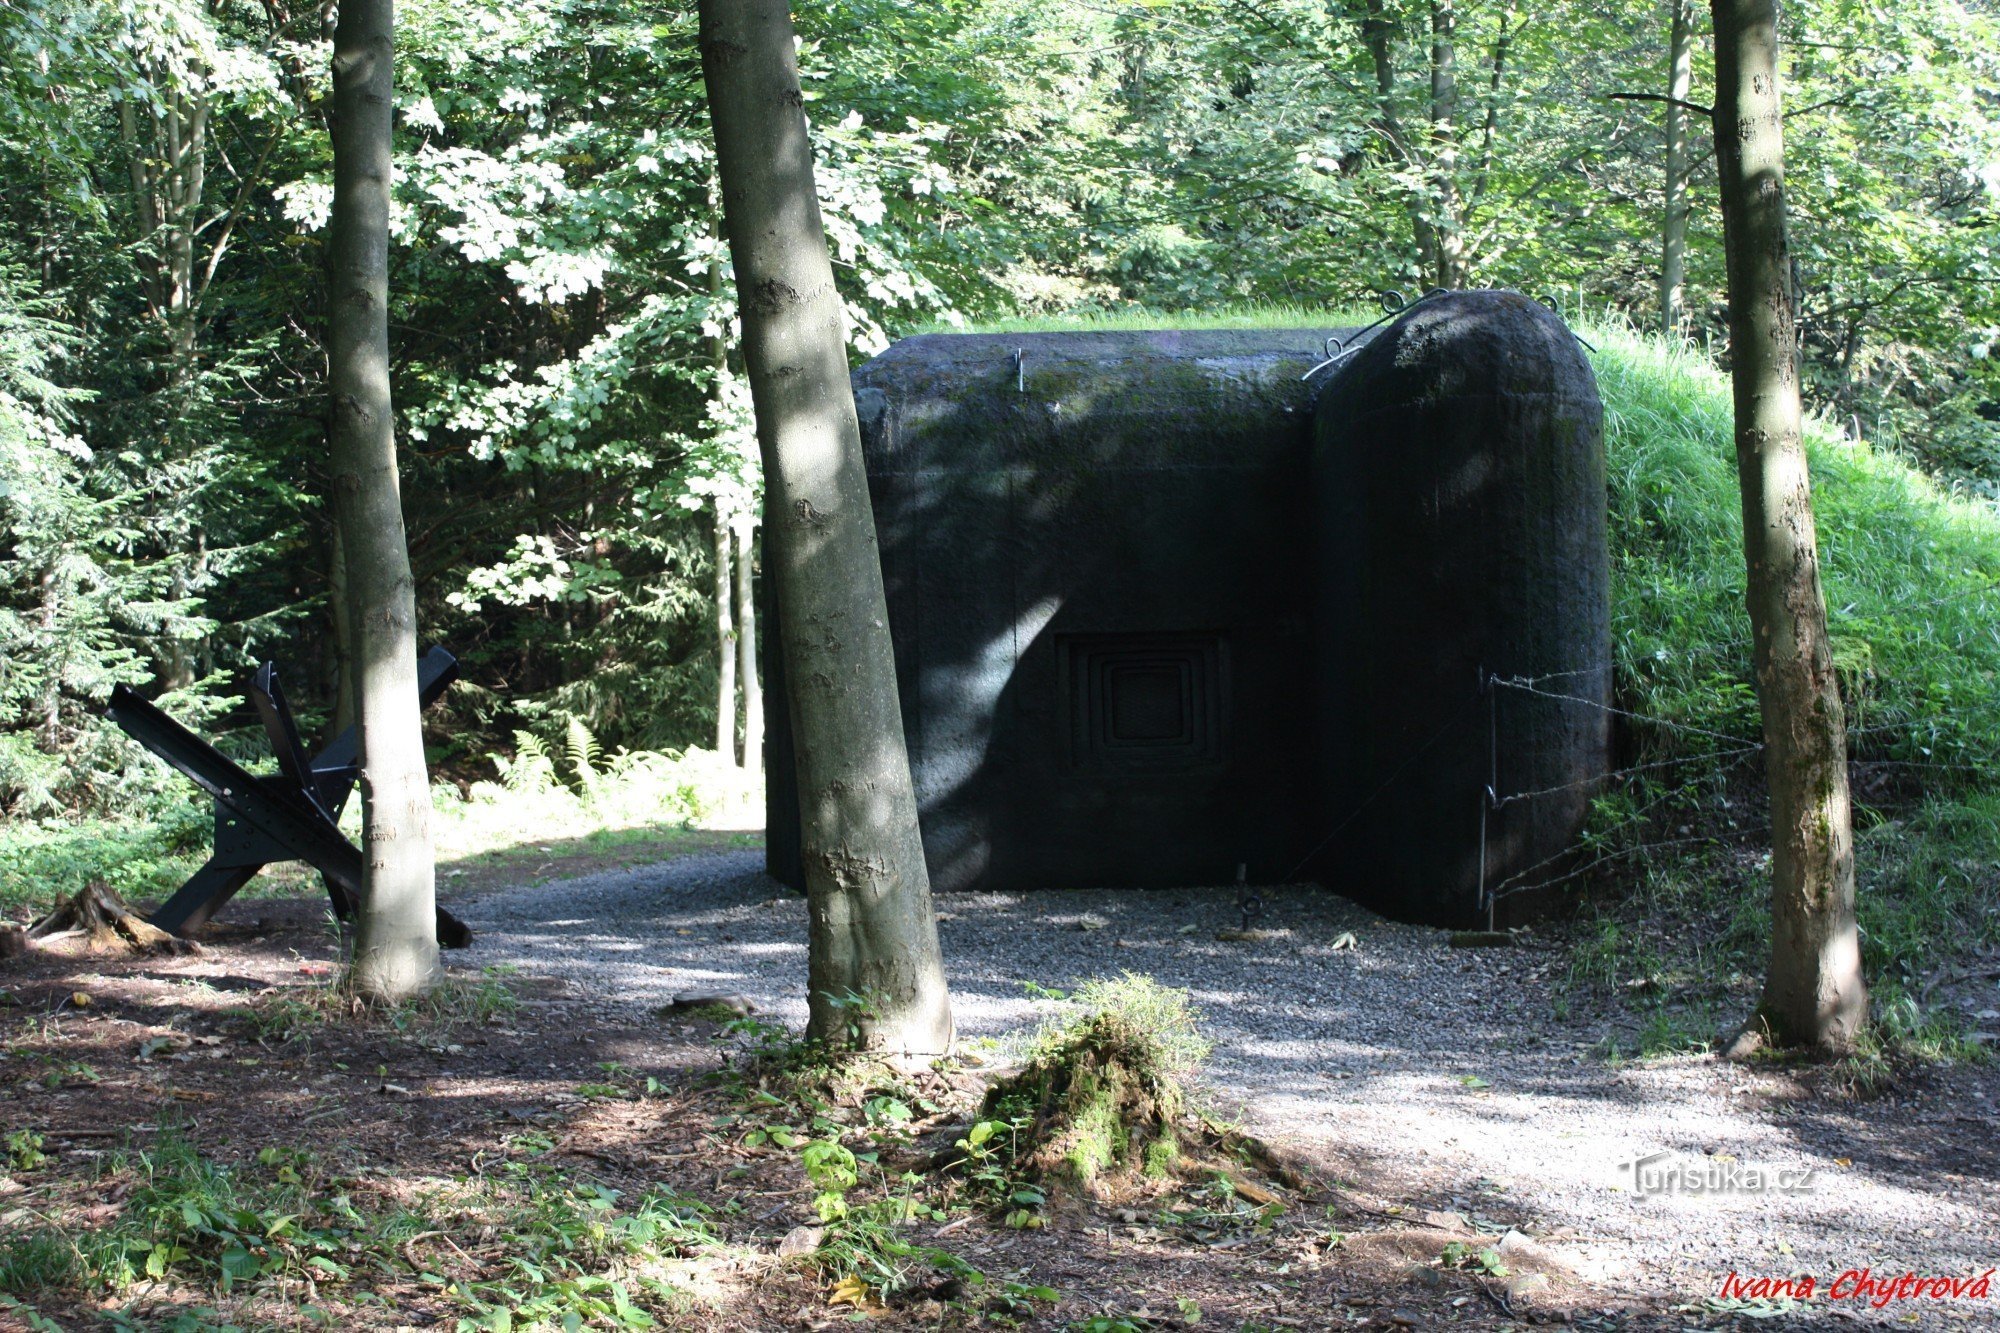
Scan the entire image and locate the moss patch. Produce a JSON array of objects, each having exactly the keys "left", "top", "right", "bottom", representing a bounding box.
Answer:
[{"left": 979, "top": 975, "right": 1208, "bottom": 1192}]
